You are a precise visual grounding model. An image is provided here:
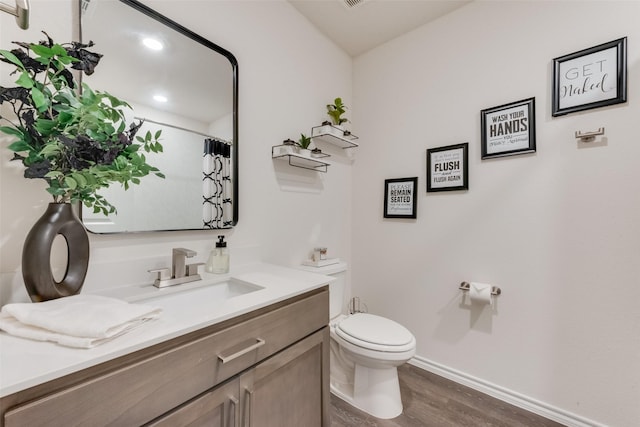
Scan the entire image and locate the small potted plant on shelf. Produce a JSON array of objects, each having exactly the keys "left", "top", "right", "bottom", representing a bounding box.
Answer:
[
  {"left": 326, "top": 97, "right": 348, "bottom": 128},
  {"left": 314, "top": 97, "right": 351, "bottom": 139},
  {"left": 297, "top": 133, "right": 312, "bottom": 157}
]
